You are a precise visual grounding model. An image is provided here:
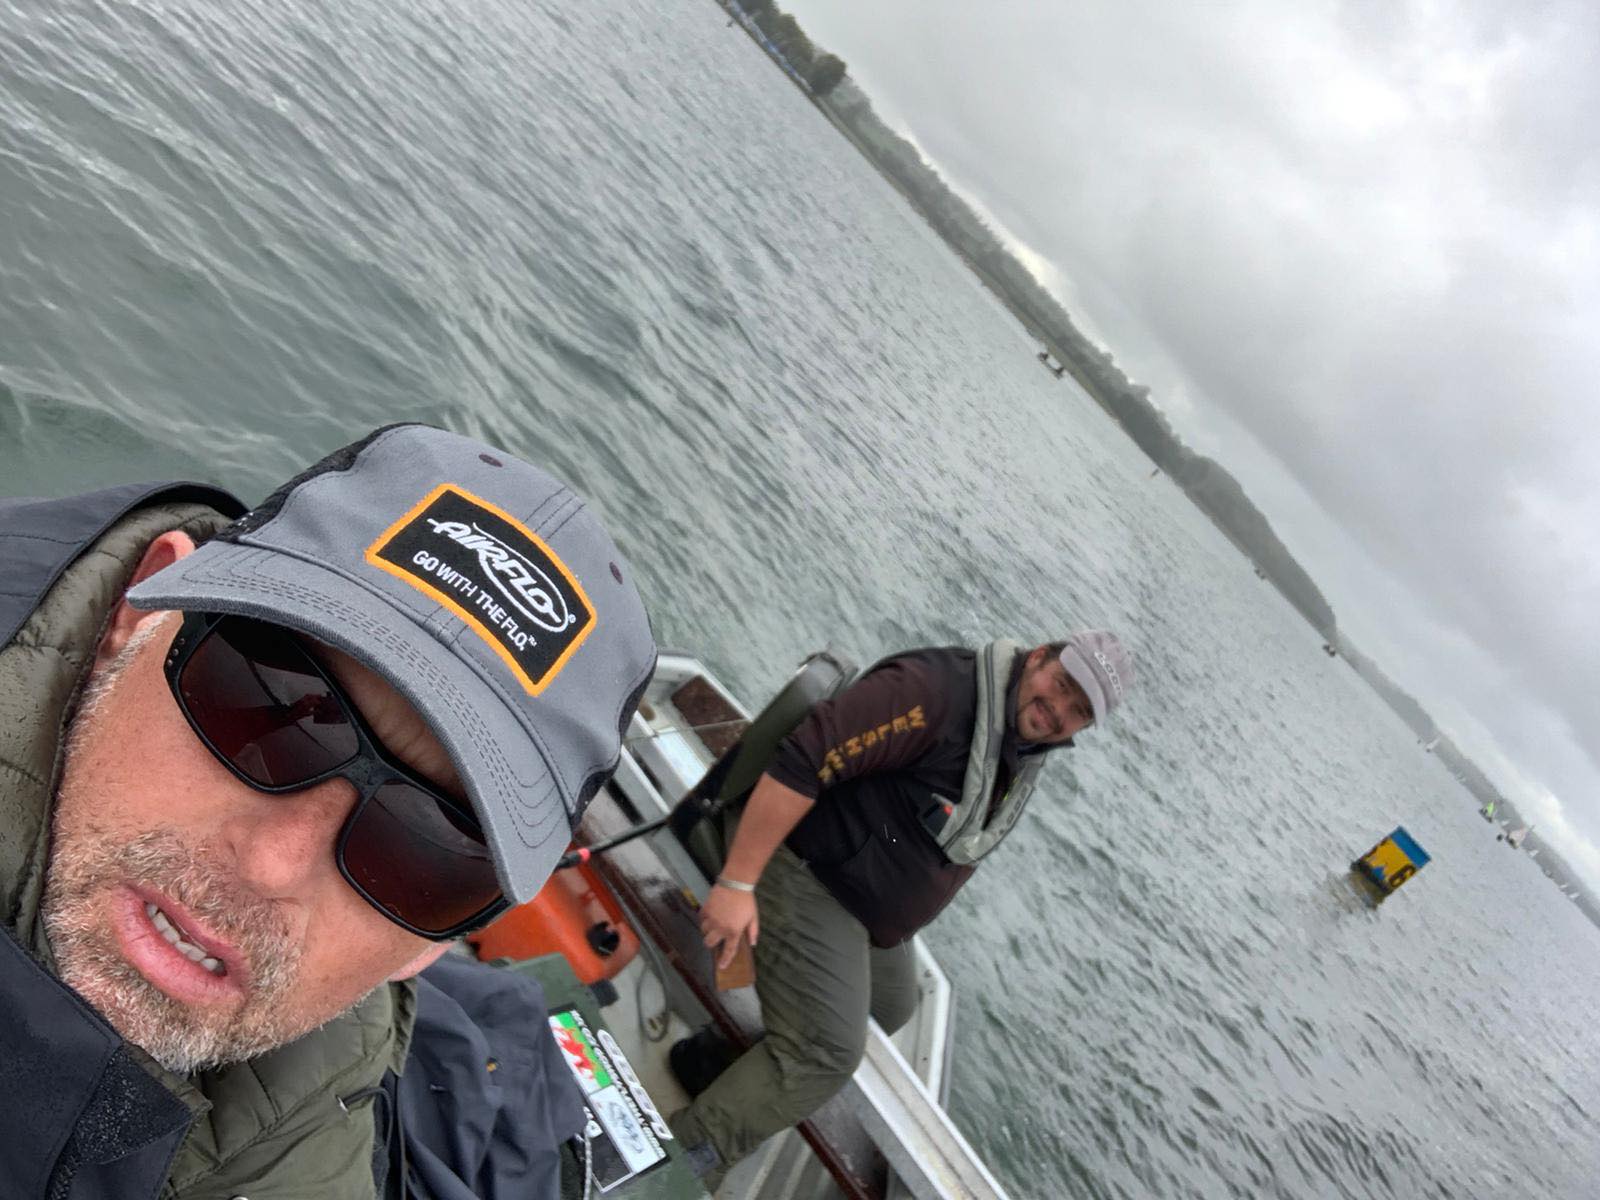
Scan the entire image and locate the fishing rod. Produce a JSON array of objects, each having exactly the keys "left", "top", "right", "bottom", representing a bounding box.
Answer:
[
  {"left": 556, "top": 718, "right": 748, "bottom": 869},
  {"left": 556, "top": 813, "right": 676, "bottom": 870}
]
